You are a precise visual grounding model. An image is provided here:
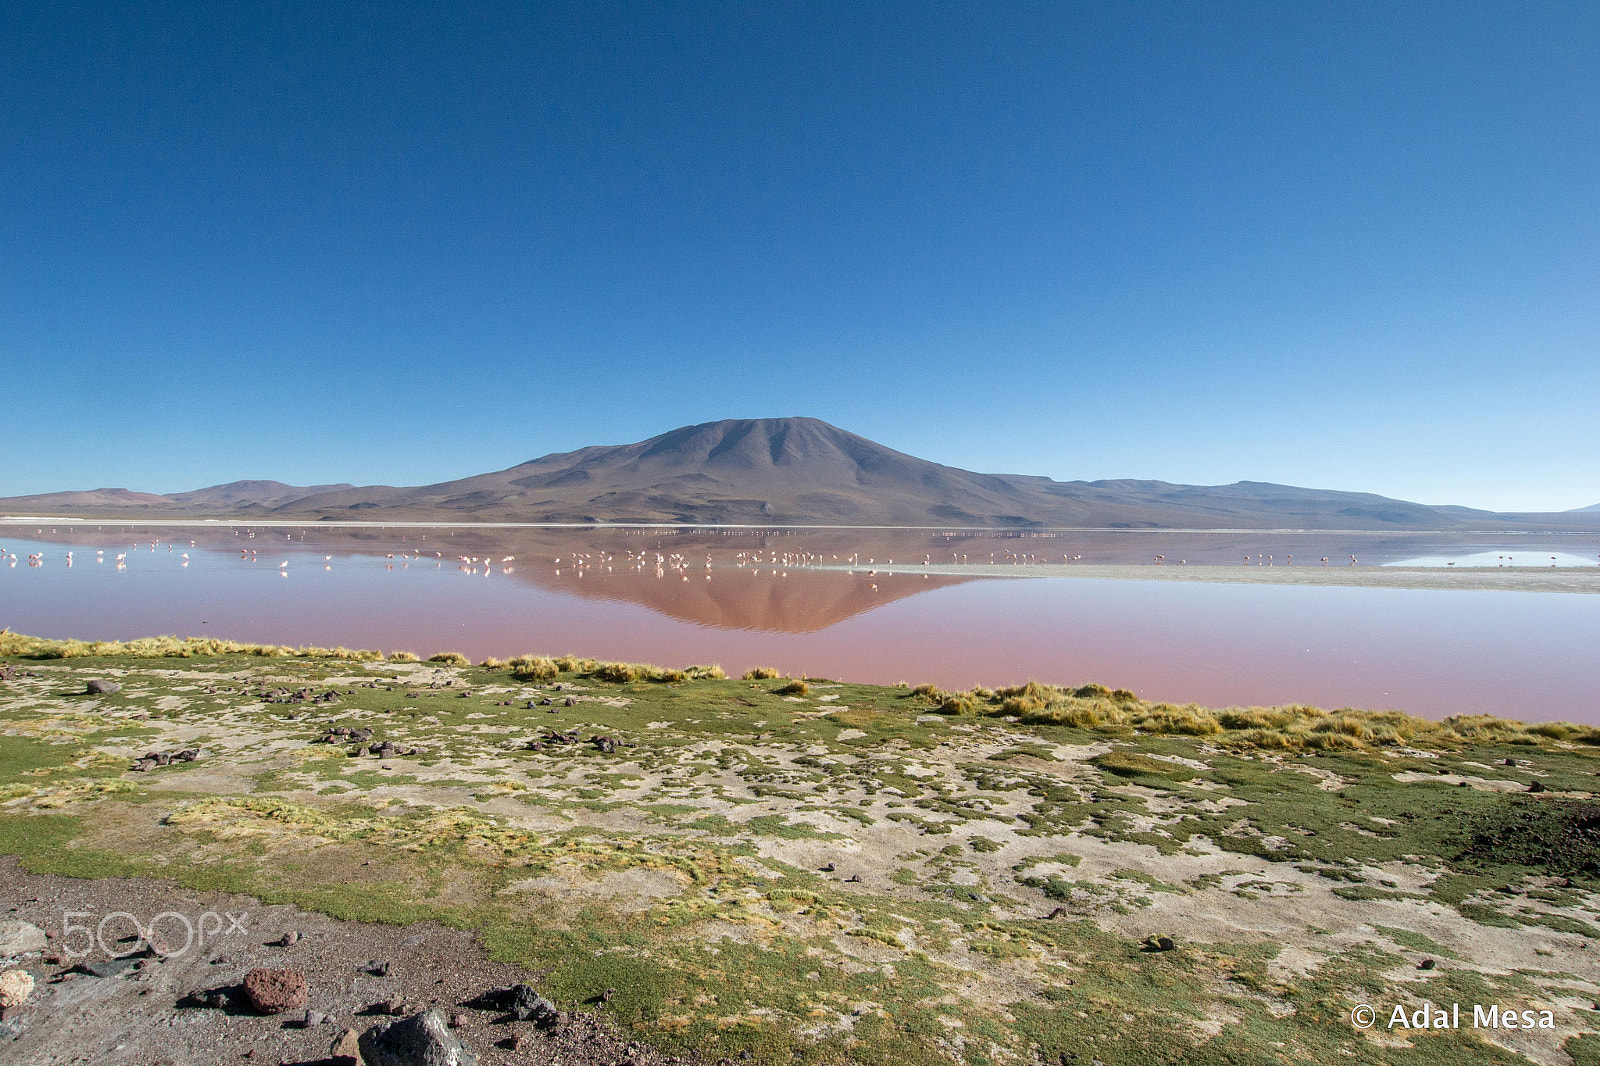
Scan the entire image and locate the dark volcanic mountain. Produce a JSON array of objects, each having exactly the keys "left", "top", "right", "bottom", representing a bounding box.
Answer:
[{"left": 2, "top": 418, "right": 1593, "bottom": 529}]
